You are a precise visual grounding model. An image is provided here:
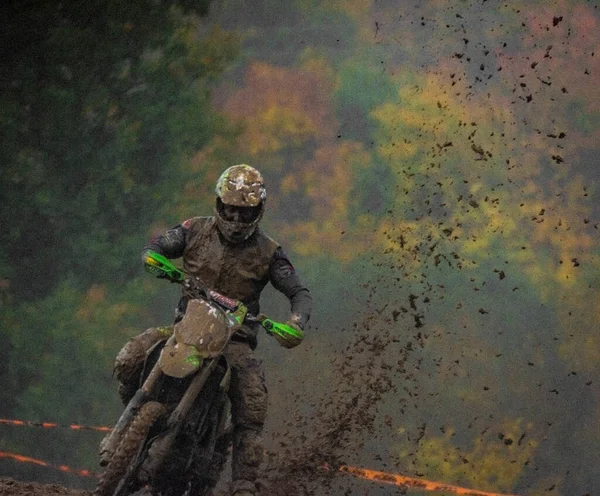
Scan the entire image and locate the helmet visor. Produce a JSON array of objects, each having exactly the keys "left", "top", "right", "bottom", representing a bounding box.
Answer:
[{"left": 216, "top": 198, "right": 262, "bottom": 224}]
